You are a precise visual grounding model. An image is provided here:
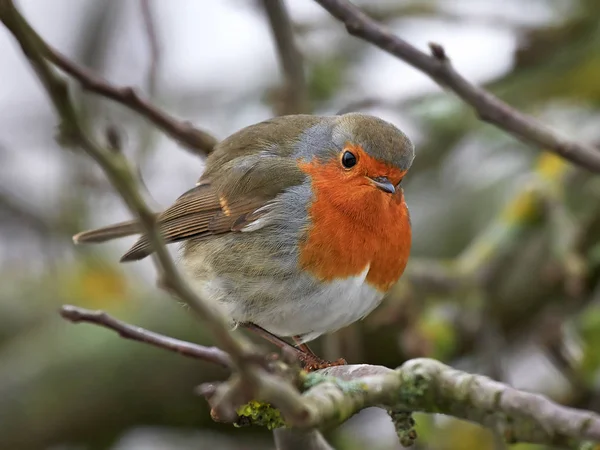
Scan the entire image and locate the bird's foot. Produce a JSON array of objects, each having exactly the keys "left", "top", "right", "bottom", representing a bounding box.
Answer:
[
  {"left": 291, "top": 335, "right": 346, "bottom": 371},
  {"left": 239, "top": 323, "right": 347, "bottom": 371},
  {"left": 298, "top": 353, "right": 347, "bottom": 372}
]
